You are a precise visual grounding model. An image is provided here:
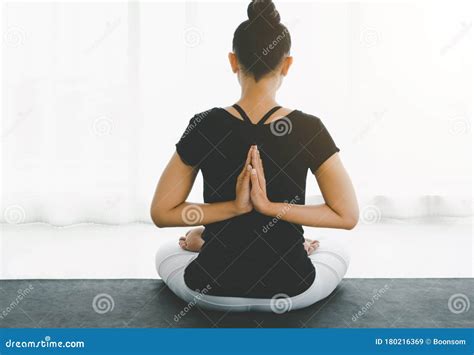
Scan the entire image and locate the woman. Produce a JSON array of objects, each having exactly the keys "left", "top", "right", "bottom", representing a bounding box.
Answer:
[{"left": 151, "top": 0, "right": 358, "bottom": 312}]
